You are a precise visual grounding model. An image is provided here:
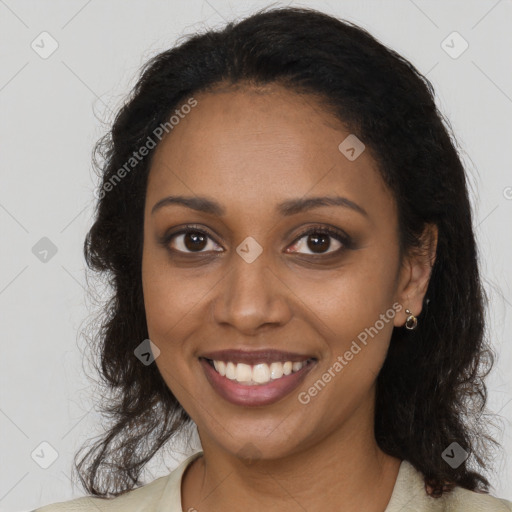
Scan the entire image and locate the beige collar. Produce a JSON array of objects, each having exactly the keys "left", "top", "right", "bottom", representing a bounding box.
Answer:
[{"left": 156, "top": 451, "right": 511, "bottom": 512}]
